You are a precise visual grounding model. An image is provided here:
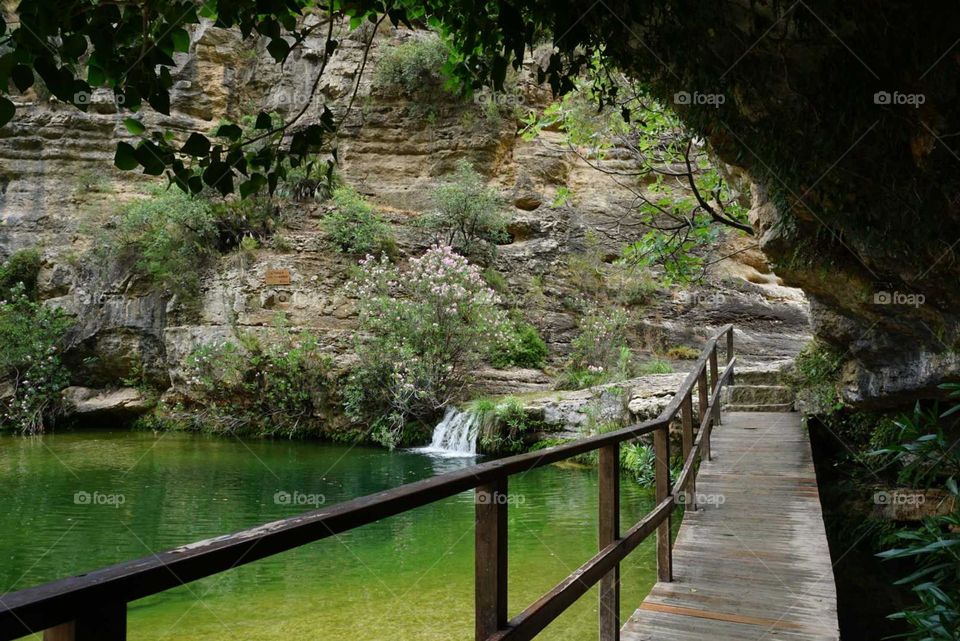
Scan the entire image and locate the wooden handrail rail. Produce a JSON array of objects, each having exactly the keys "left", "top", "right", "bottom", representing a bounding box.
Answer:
[{"left": 0, "top": 325, "right": 737, "bottom": 641}]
